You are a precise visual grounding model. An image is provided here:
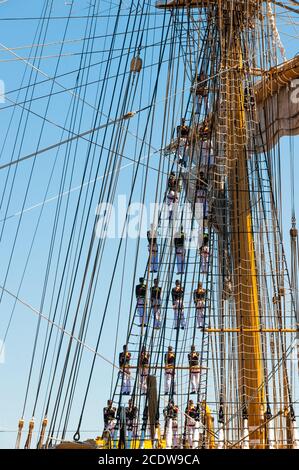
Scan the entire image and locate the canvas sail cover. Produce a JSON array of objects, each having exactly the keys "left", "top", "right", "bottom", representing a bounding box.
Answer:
[{"left": 254, "top": 56, "right": 299, "bottom": 152}]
